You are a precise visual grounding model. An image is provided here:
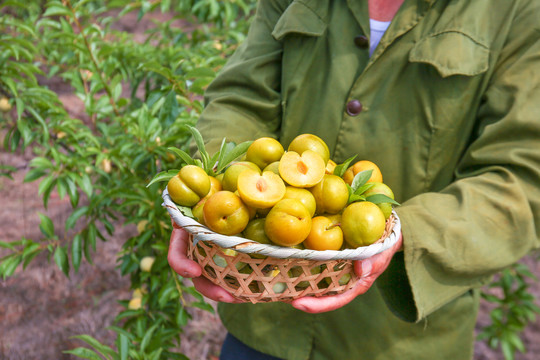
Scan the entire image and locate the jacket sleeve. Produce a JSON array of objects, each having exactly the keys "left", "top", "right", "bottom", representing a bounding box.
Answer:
[
  {"left": 379, "top": 1, "right": 540, "bottom": 322},
  {"left": 194, "top": 0, "right": 291, "bottom": 155}
]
